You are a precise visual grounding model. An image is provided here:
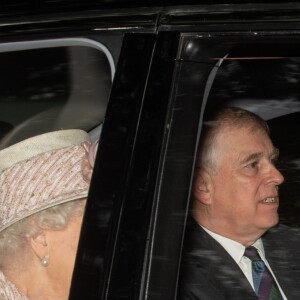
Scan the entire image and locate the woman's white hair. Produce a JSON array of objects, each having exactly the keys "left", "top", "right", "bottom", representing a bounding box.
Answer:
[{"left": 0, "top": 199, "right": 85, "bottom": 269}]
